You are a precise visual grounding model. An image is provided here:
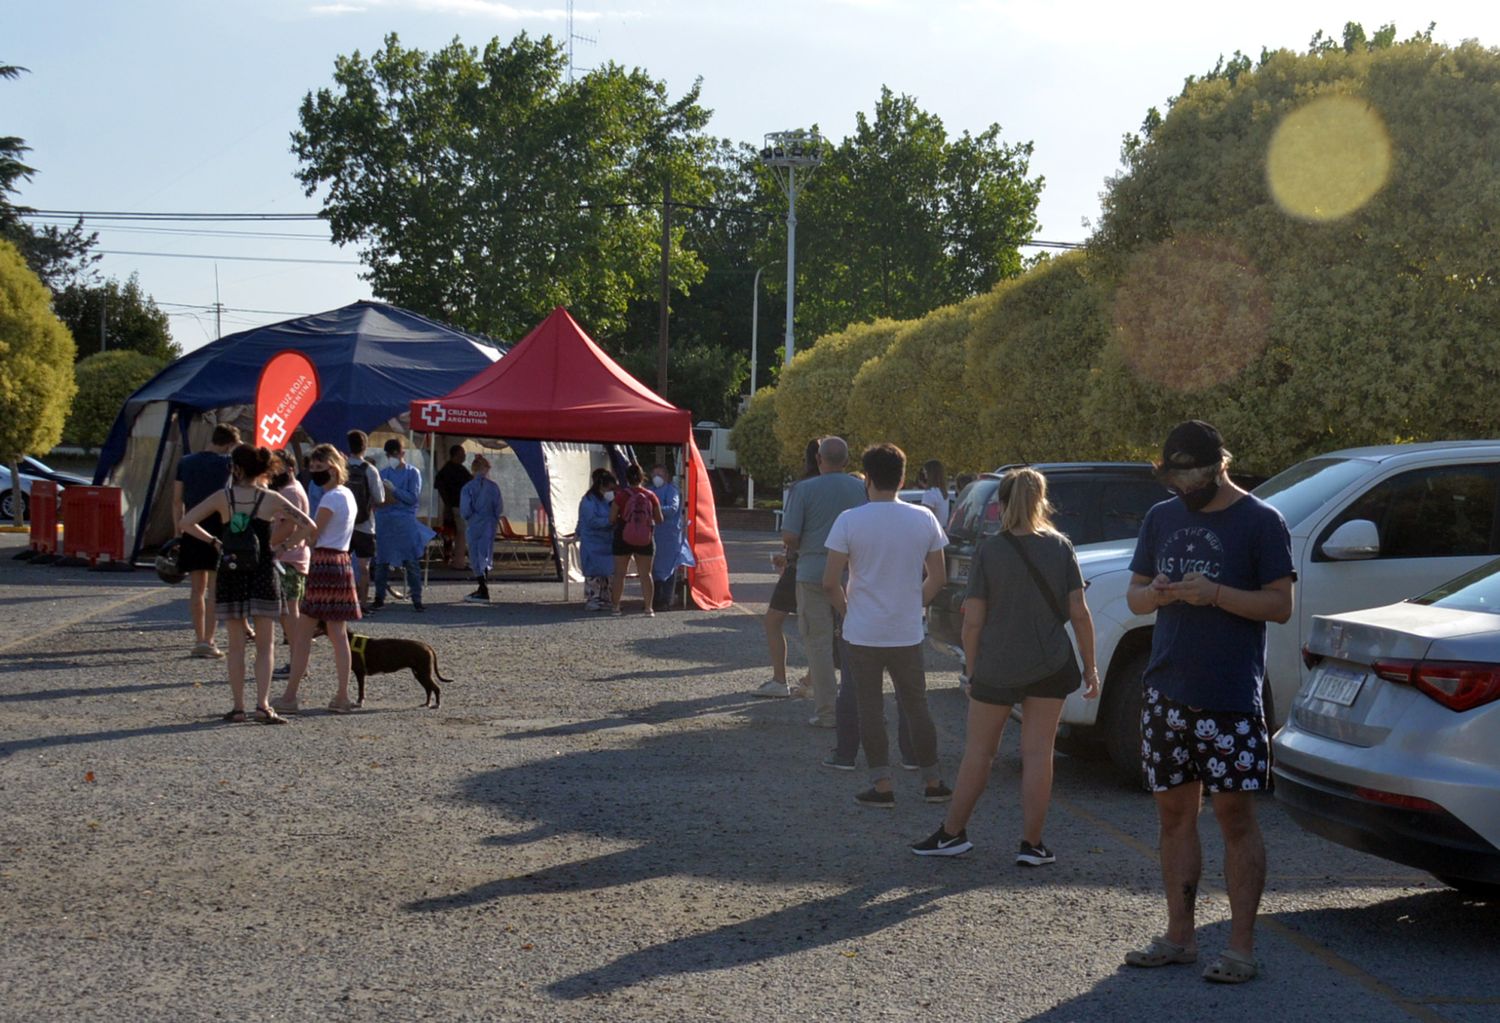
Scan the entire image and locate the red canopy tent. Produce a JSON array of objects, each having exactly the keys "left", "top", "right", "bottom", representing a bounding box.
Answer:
[{"left": 410, "top": 307, "right": 732, "bottom": 609}]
